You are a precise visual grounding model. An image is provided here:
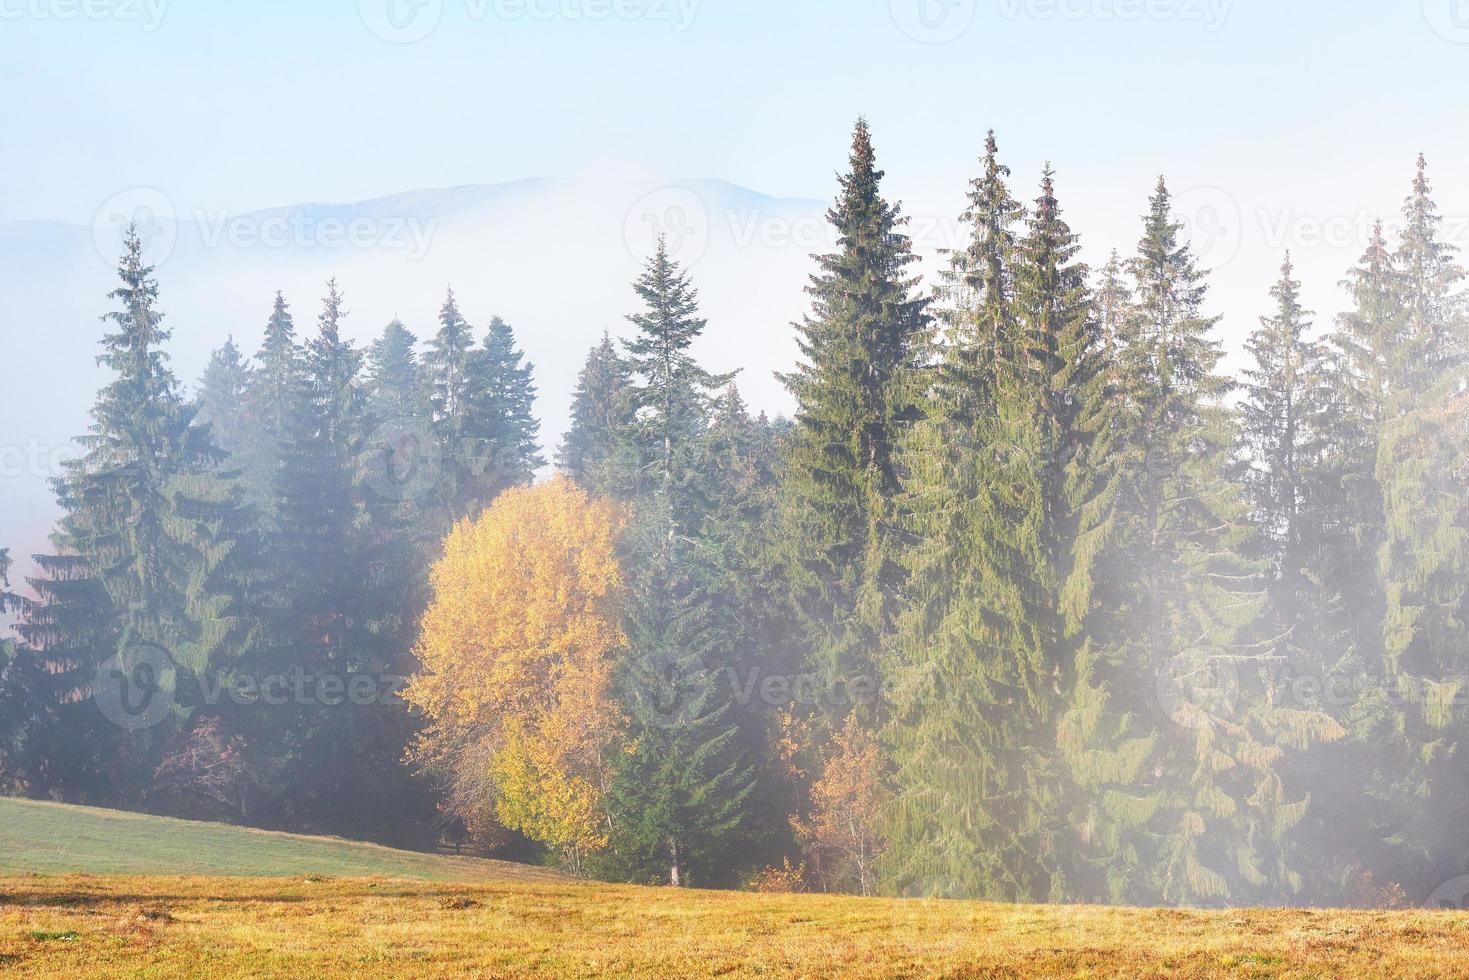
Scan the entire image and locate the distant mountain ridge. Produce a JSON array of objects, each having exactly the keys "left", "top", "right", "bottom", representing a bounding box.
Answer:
[{"left": 0, "top": 176, "right": 829, "bottom": 608}]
